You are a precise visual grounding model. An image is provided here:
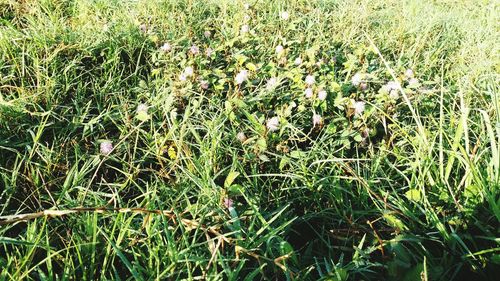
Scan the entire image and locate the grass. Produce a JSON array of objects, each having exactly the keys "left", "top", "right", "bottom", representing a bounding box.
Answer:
[{"left": 0, "top": 0, "right": 499, "bottom": 280}]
